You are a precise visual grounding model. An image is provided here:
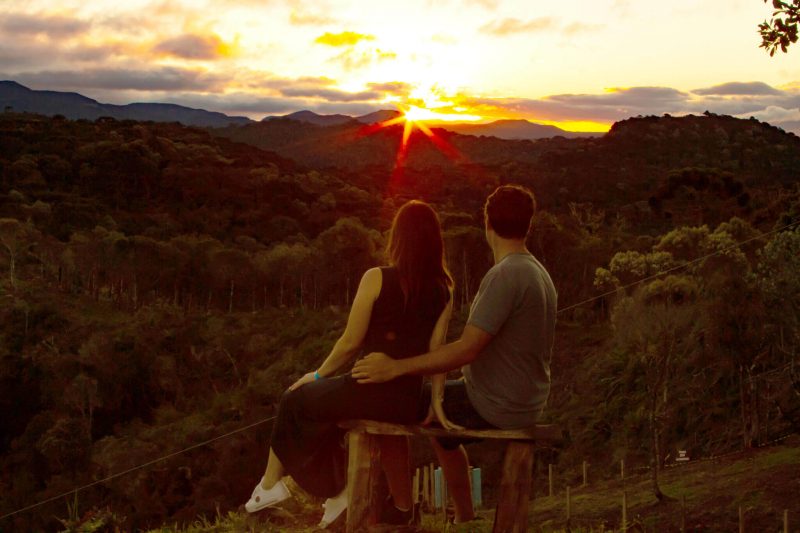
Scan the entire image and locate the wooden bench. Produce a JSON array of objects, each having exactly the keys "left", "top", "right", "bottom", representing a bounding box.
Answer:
[{"left": 338, "top": 420, "right": 563, "bottom": 533}]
